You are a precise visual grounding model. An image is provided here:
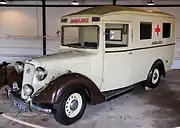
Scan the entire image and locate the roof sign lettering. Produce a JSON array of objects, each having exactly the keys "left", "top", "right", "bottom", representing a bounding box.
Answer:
[{"left": 71, "top": 18, "right": 89, "bottom": 23}]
